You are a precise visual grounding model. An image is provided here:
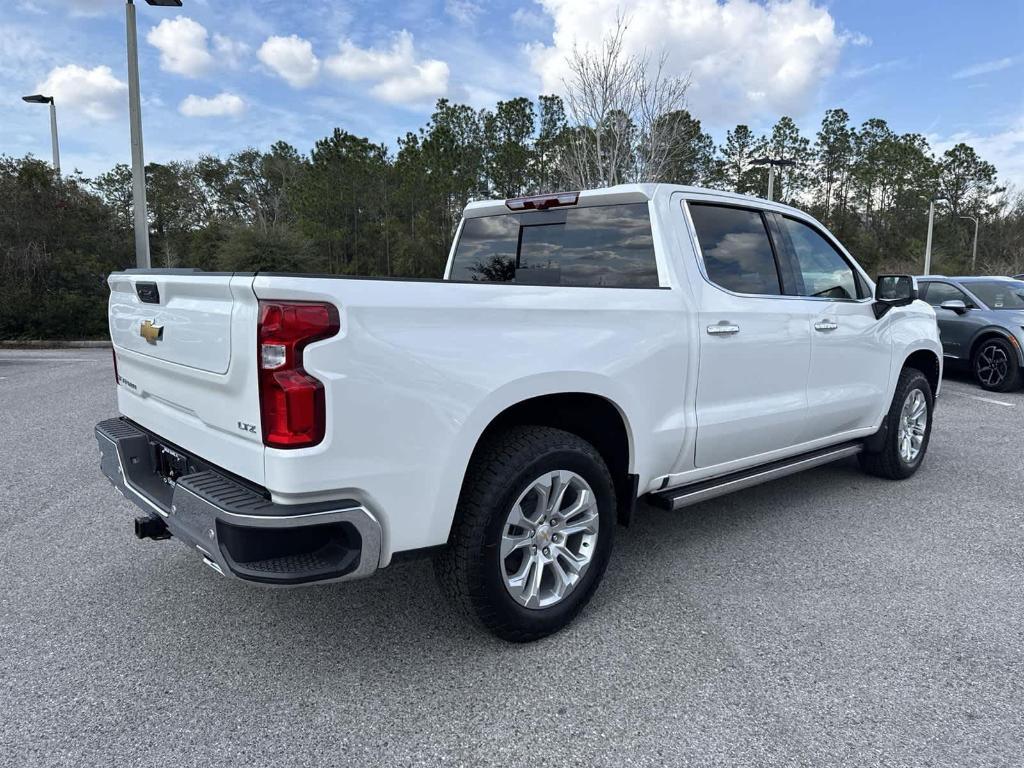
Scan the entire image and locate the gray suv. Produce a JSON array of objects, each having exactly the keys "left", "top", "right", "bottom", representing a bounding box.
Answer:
[{"left": 918, "top": 276, "right": 1024, "bottom": 391}]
